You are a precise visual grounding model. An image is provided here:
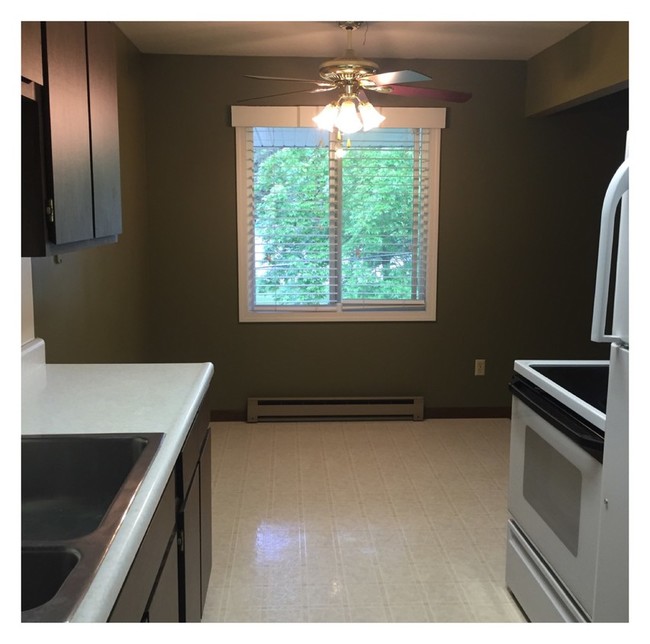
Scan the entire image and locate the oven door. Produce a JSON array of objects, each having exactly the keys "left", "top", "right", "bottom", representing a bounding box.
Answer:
[{"left": 508, "top": 383, "right": 603, "bottom": 618}]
